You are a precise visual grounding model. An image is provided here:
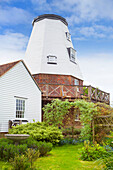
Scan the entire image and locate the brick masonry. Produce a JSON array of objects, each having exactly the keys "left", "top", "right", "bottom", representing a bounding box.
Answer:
[{"left": 33, "top": 73, "right": 83, "bottom": 86}]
